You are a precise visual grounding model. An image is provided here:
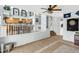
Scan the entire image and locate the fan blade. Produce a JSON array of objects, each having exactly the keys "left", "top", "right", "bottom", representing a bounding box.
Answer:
[
  {"left": 41, "top": 8, "right": 48, "bottom": 10},
  {"left": 43, "top": 11, "right": 47, "bottom": 13},
  {"left": 53, "top": 9, "right": 62, "bottom": 11},
  {"left": 52, "top": 5, "right": 57, "bottom": 9}
]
